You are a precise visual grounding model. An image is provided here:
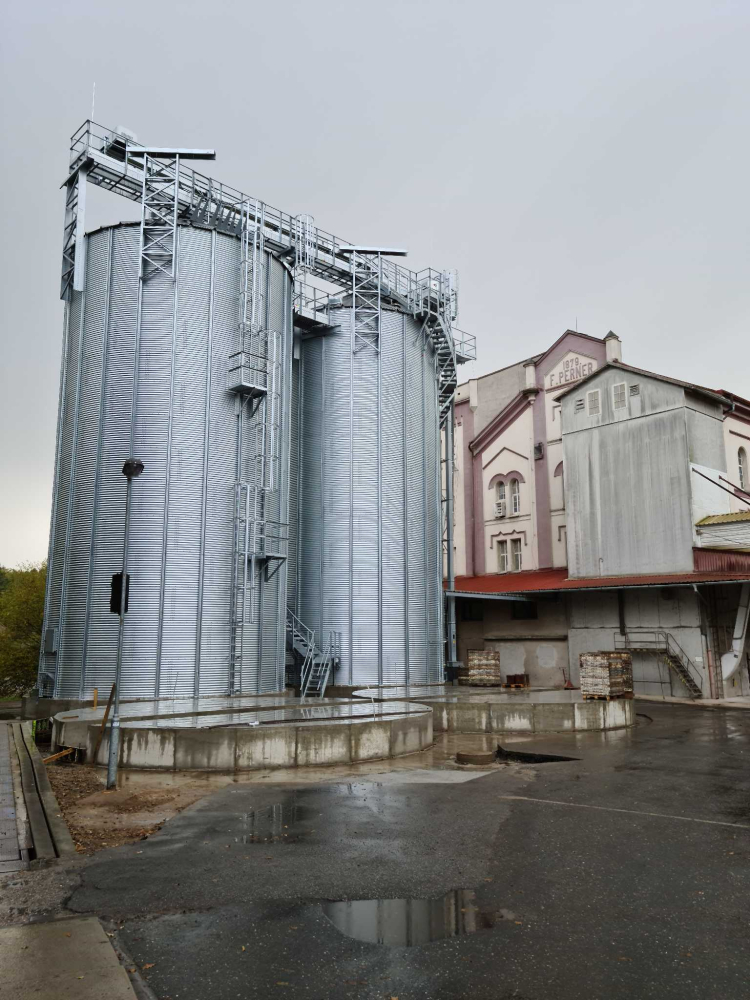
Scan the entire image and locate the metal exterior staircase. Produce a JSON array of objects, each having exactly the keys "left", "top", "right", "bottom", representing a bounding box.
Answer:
[
  {"left": 615, "top": 631, "right": 703, "bottom": 698},
  {"left": 286, "top": 610, "right": 338, "bottom": 698}
]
